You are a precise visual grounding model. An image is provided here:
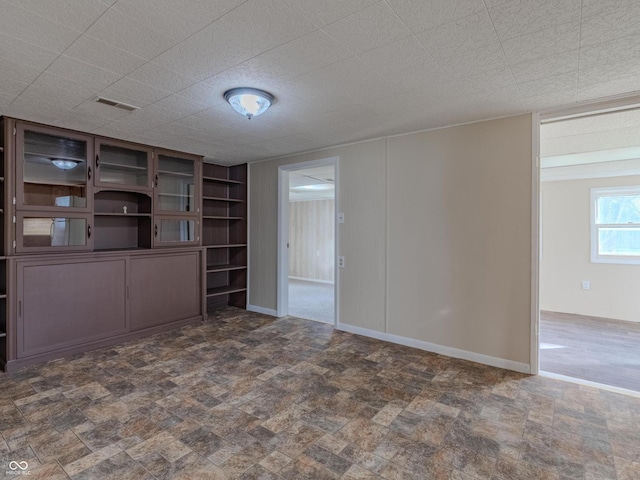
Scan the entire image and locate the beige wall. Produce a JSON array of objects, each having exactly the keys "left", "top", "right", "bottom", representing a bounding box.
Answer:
[
  {"left": 249, "top": 115, "right": 533, "bottom": 366},
  {"left": 249, "top": 140, "right": 387, "bottom": 332},
  {"left": 289, "top": 199, "right": 334, "bottom": 282},
  {"left": 540, "top": 175, "right": 640, "bottom": 322}
]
